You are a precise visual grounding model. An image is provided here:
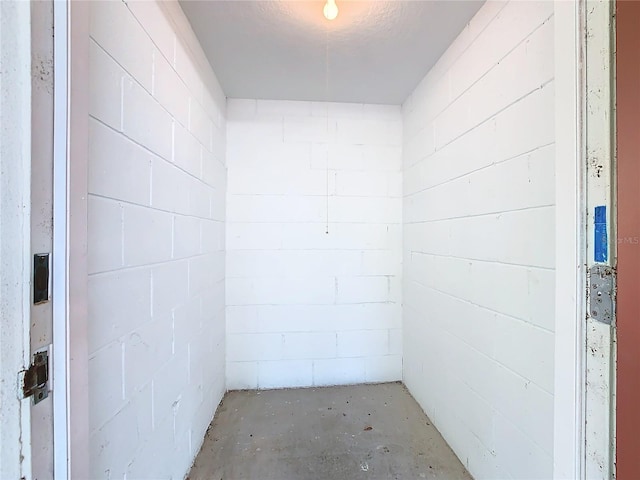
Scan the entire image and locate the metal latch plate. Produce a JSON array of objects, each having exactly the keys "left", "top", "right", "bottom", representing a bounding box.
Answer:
[
  {"left": 21, "top": 351, "right": 49, "bottom": 404},
  {"left": 589, "top": 265, "right": 615, "bottom": 325}
]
